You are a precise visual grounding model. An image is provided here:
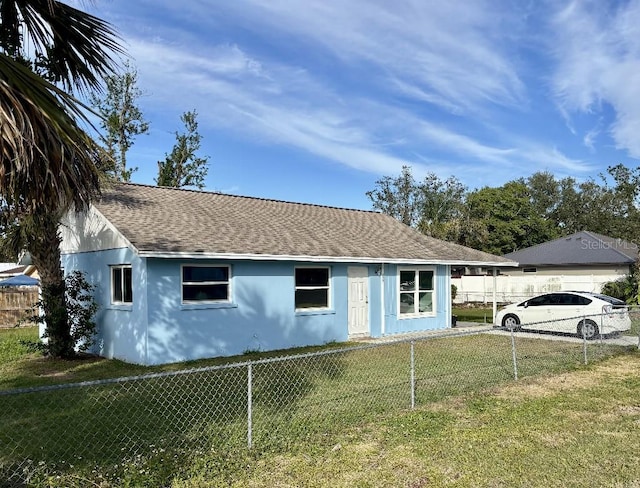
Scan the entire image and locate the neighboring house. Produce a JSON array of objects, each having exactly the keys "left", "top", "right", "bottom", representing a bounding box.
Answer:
[
  {"left": 0, "top": 264, "right": 27, "bottom": 280},
  {"left": 12, "top": 255, "right": 41, "bottom": 280},
  {"left": 452, "top": 231, "right": 637, "bottom": 303},
  {"left": 60, "top": 183, "right": 515, "bottom": 365}
]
